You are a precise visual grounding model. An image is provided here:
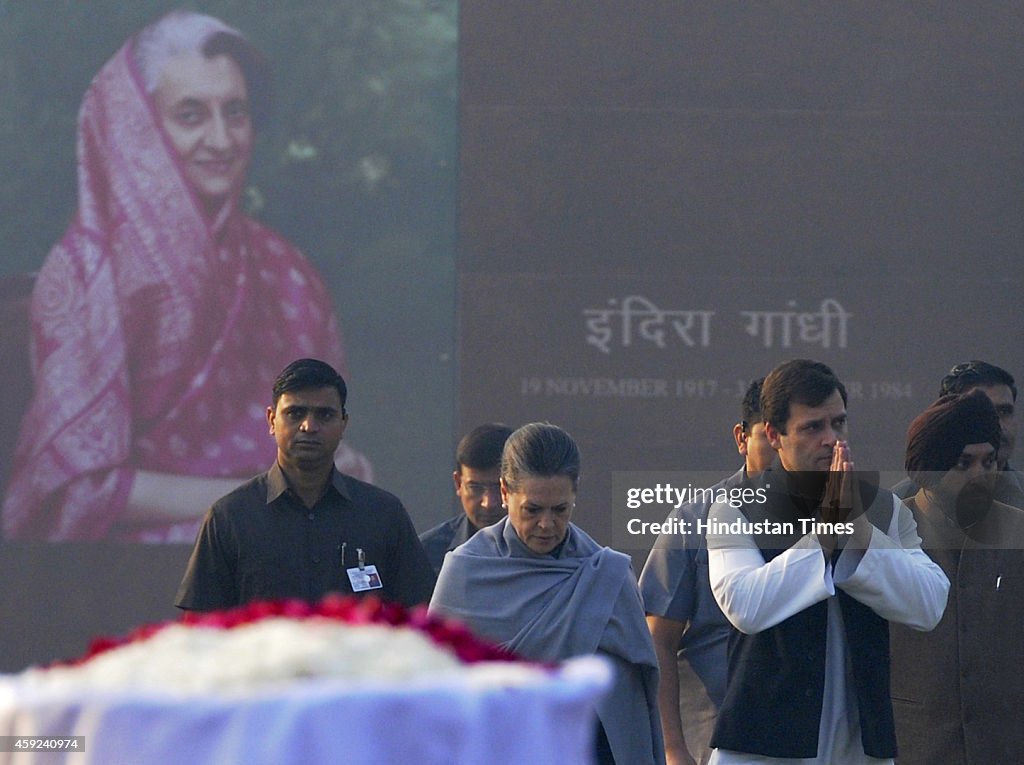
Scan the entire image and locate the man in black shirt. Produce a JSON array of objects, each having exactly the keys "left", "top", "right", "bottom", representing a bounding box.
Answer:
[{"left": 176, "top": 358, "right": 435, "bottom": 610}]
